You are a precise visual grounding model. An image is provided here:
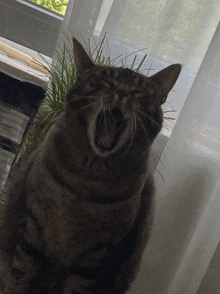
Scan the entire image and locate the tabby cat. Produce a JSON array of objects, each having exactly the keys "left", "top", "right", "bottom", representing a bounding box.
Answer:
[{"left": 0, "top": 38, "right": 181, "bottom": 294}]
